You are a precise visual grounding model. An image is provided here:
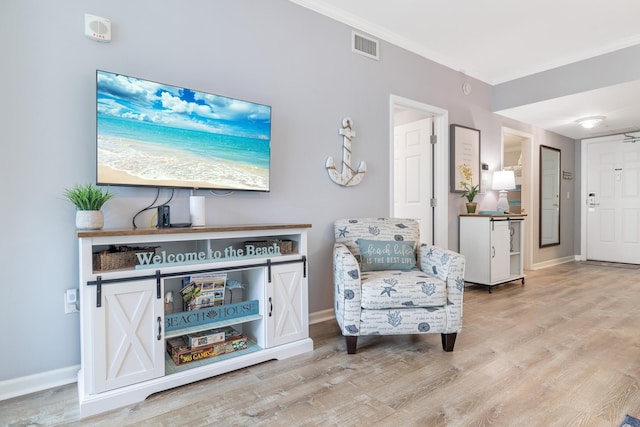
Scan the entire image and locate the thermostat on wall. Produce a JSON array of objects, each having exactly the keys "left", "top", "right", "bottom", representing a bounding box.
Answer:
[{"left": 85, "top": 14, "right": 111, "bottom": 42}]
